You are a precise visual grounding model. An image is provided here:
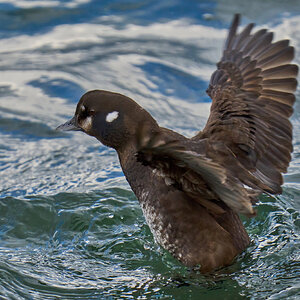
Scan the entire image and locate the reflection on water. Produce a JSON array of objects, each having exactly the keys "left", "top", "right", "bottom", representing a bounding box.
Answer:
[{"left": 0, "top": 0, "right": 299, "bottom": 298}]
